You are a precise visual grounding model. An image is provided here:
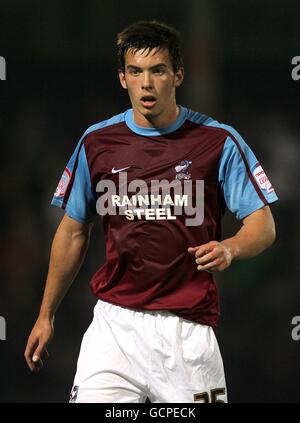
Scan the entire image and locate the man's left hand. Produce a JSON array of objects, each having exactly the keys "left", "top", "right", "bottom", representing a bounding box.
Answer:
[{"left": 188, "top": 241, "right": 233, "bottom": 272}]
